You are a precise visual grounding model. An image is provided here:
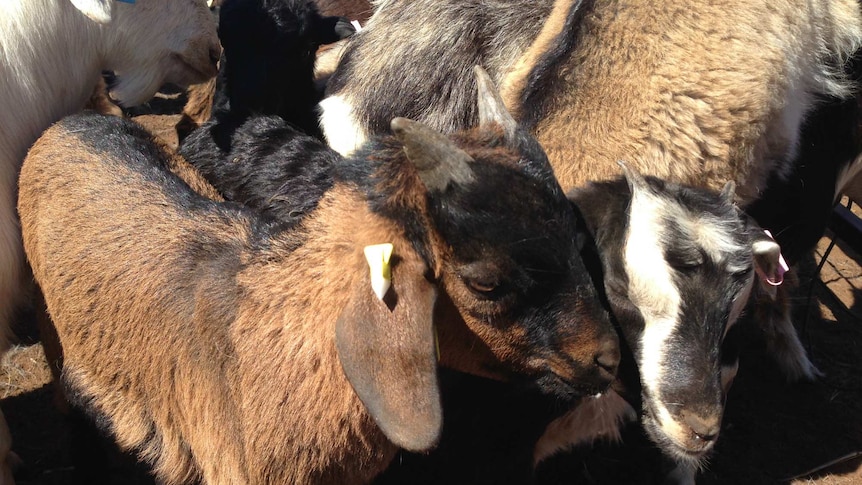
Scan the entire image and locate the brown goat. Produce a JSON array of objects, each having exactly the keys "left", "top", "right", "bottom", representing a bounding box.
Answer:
[
  {"left": 501, "top": 1, "right": 862, "bottom": 480},
  {"left": 506, "top": 0, "right": 862, "bottom": 202},
  {"left": 19, "top": 69, "right": 618, "bottom": 485}
]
